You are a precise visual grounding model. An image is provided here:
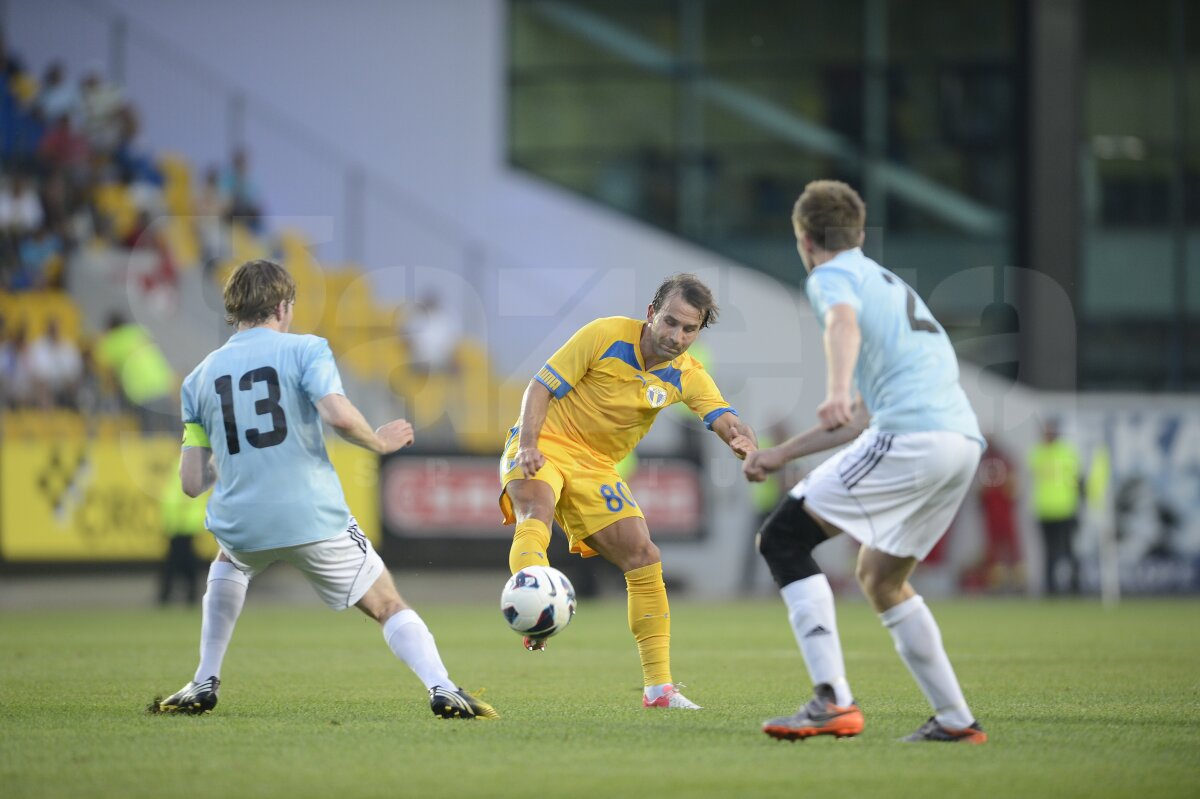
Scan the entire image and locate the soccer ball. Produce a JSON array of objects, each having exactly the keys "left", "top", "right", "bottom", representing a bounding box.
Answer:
[{"left": 500, "top": 565, "right": 577, "bottom": 640}]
